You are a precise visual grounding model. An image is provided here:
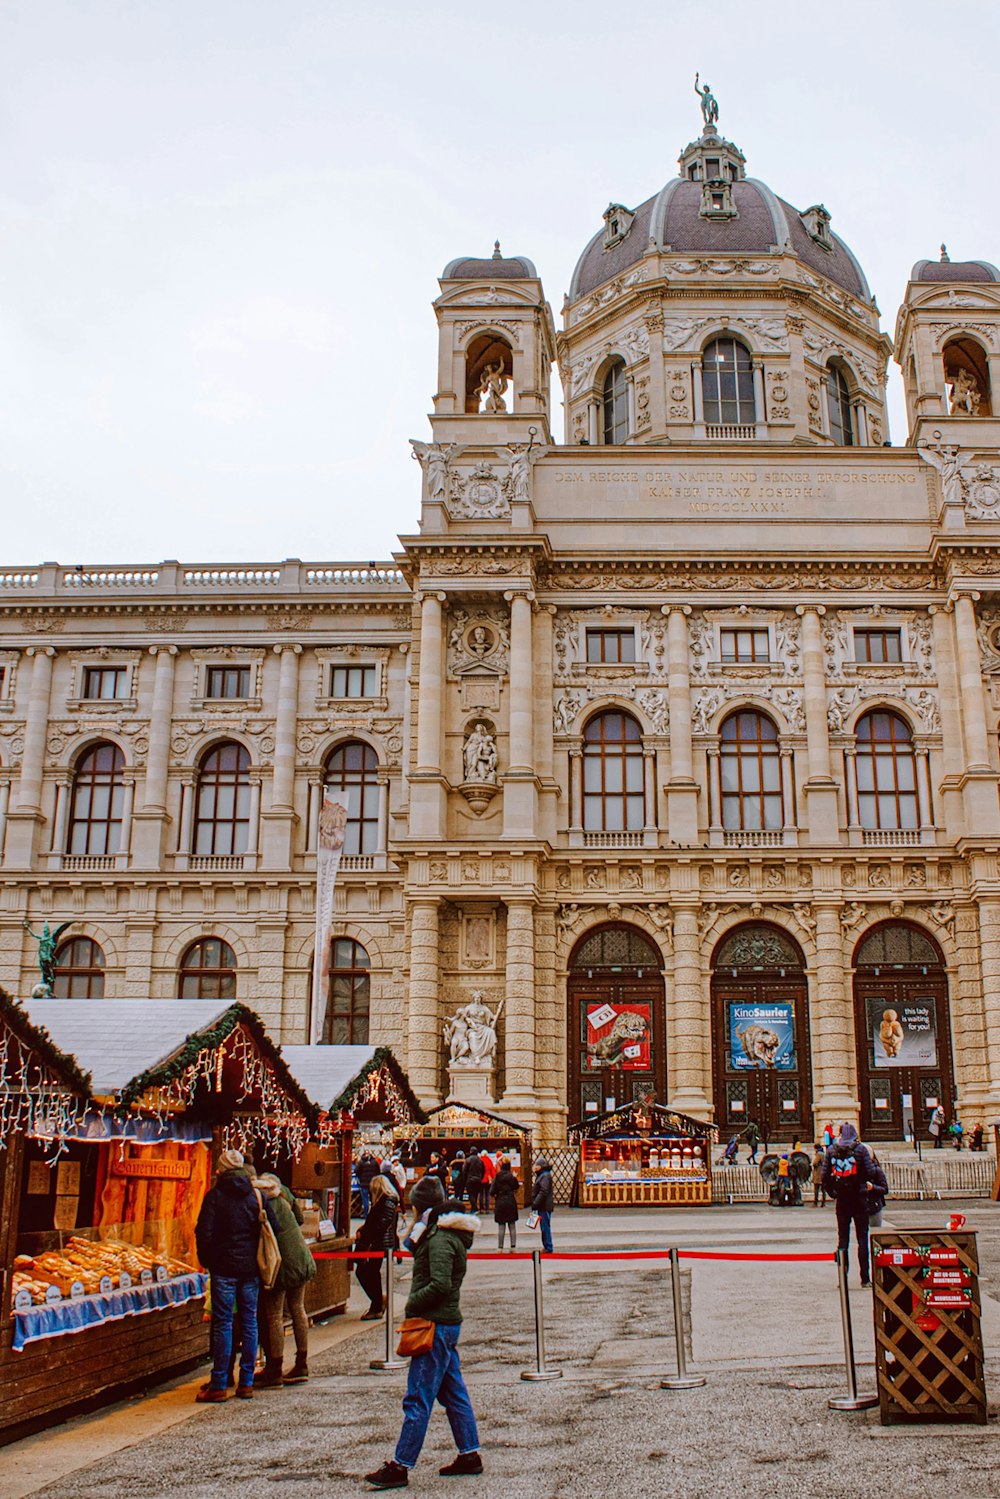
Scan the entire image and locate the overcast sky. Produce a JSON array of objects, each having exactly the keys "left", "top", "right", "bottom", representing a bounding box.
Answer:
[{"left": 1, "top": 0, "right": 998, "bottom": 567}]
